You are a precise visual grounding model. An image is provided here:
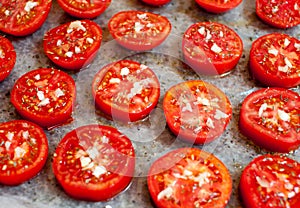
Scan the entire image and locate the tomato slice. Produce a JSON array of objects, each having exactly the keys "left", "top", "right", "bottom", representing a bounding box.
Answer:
[
  {"left": 52, "top": 124, "right": 135, "bottom": 201},
  {"left": 141, "top": 0, "right": 171, "bottom": 6},
  {"left": 148, "top": 148, "right": 232, "bottom": 208},
  {"left": 239, "top": 88, "right": 300, "bottom": 153},
  {"left": 195, "top": 0, "right": 242, "bottom": 13},
  {"left": 10, "top": 68, "right": 76, "bottom": 129},
  {"left": 43, "top": 20, "right": 102, "bottom": 71},
  {"left": 163, "top": 80, "right": 232, "bottom": 144},
  {"left": 108, "top": 10, "right": 171, "bottom": 51},
  {"left": 0, "top": 36, "right": 16, "bottom": 82},
  {"left": 239, "top": 154, "right": 300, "bottom": 208},
  {"left": 0, "top": 0, "right": 52, "bottom": 36},
  {"left": 0, "top": 120, "right": 48, "bottom": 186},
  {"left": 57, "top": 0, "right": 111, "bottom": 19},
  {"left": 250, "top": 33, "right": 300, "bottom": 88},
  {"left": 182, "top": 22, "right": 243, "bottom": 76},
  {"left": 92, "top": 60, "right": 160, "bottom": 122},
  {"left": 256, "top": 0, "right": 300, "bottom": 28}
]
